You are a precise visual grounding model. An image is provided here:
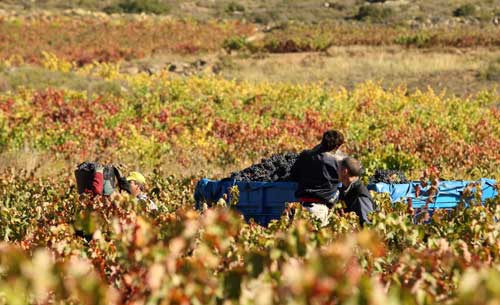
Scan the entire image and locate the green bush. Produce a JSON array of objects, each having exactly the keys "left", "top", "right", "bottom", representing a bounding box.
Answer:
[
  {"left": 453, "top": 4, "right": 476, "bottom": 17},
  {"left": 395, "top": 33, "right": 434, "bottom": 48},
  {"left": 354, "top": 5, "right": 393, "bottom": 22},
  {"left": 104, "top": 0, "right": 170, "bottom": 14},
  {"left": 222, "top": 36, "right": 248, "bottom": 53}
]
